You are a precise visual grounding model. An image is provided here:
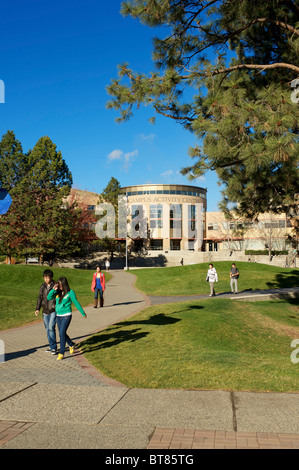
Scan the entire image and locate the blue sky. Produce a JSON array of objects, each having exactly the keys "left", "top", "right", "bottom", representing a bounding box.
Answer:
[{"left": 0, "top": 0, "right": 222, "bottom": 211}]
